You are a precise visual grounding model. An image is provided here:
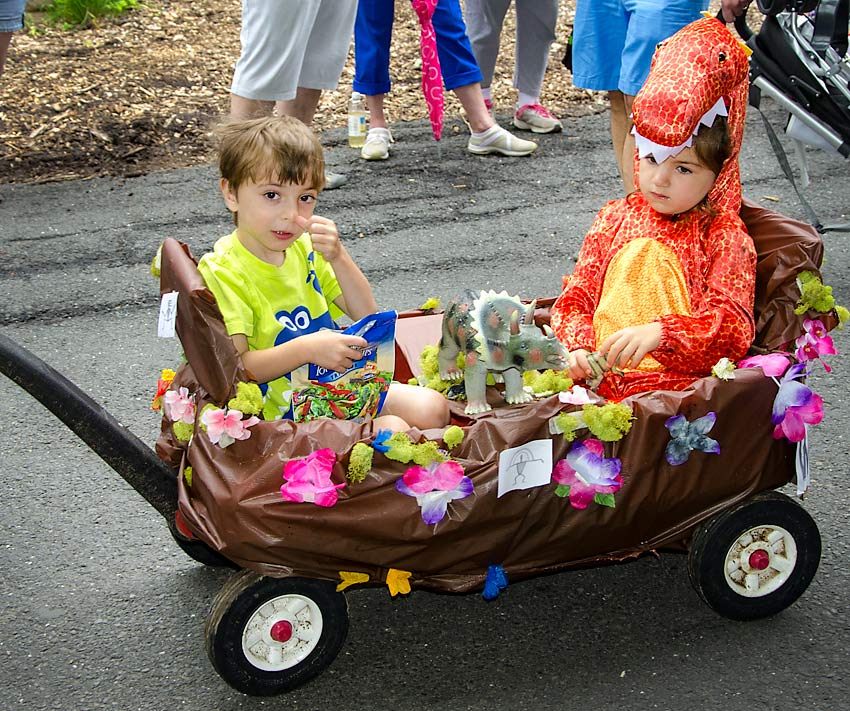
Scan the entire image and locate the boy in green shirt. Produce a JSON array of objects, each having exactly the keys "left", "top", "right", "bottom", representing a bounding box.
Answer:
[{"left": 199, "top": 116, "right": 449, "bottom": 430}]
